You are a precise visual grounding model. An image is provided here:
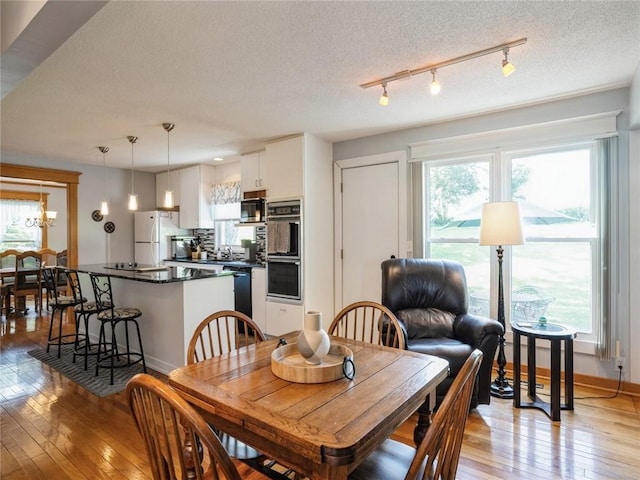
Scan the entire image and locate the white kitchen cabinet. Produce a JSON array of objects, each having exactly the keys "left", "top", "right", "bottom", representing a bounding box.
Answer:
[
  {"left": 265, "top": 300, "right": 303, "bottom": 336},
  {"left": 263, "top": 134, "right": 334, "bottom": 325},
  {"left": 265, "top": 136, "right": 304, "bottom": 199},
  {"left": 156, "top": 170, "right": 181, "bottom": 208},
  {"left": 241, "top": 150, "right": 266, "bottom": 194},
  {"left": 251, "top": 267, "right": 266, "bottom": 332},
  {"left": 178, "top": 165, "right": 215, "bottom": 228}
]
